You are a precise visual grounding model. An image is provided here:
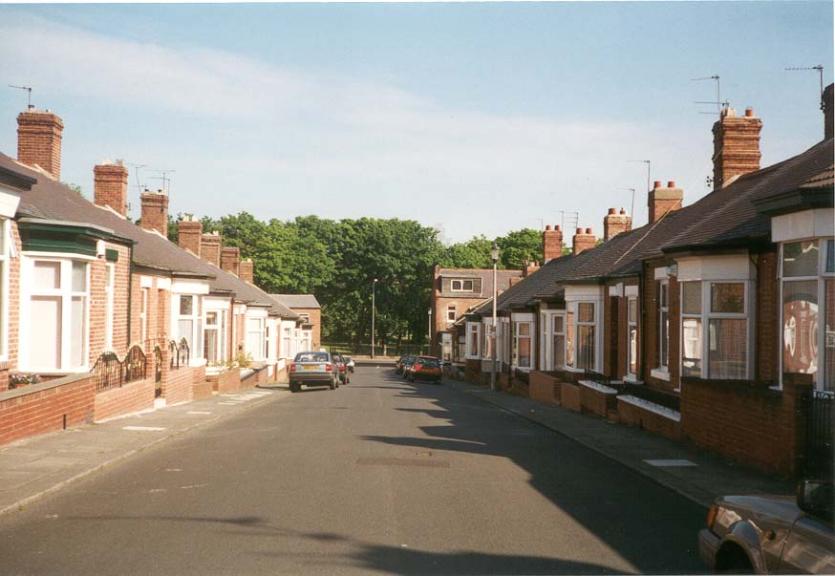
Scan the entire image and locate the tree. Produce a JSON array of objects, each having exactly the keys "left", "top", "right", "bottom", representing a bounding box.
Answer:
[{"left": 497, "top": 228, "right": 543, "bottom": 269}]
